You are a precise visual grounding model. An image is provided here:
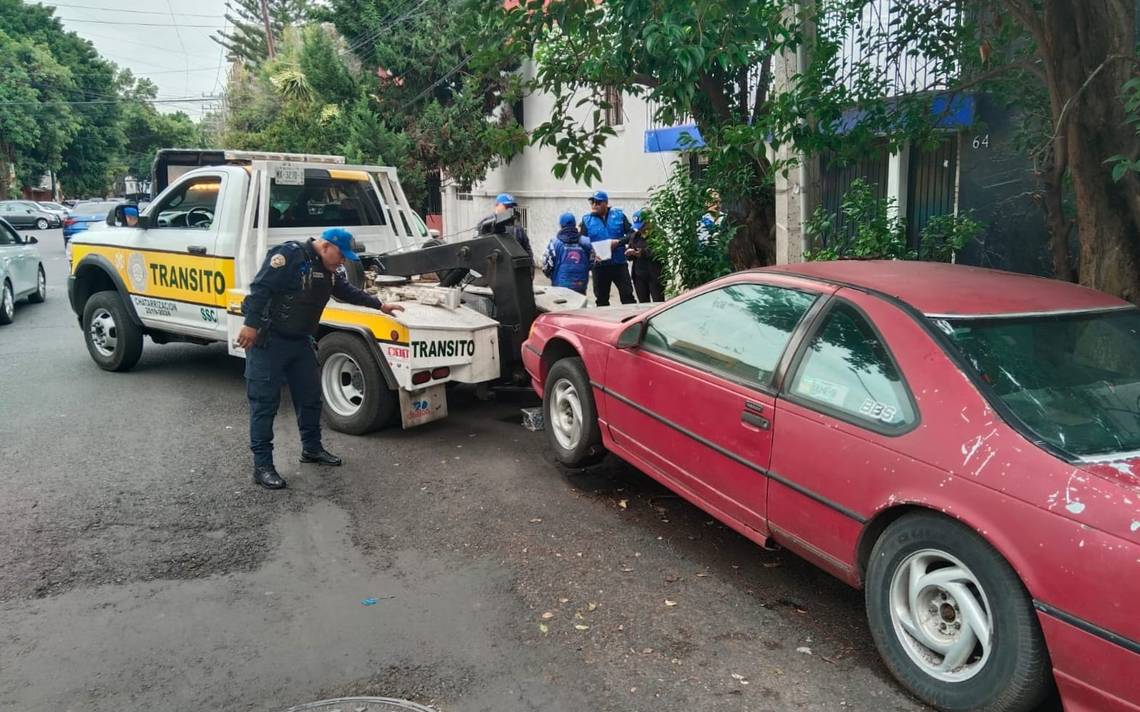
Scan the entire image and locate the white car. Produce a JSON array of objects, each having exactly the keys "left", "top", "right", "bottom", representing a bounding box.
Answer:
[{"left": 0, "top": 217, "right": 46, "bottom": 325}]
